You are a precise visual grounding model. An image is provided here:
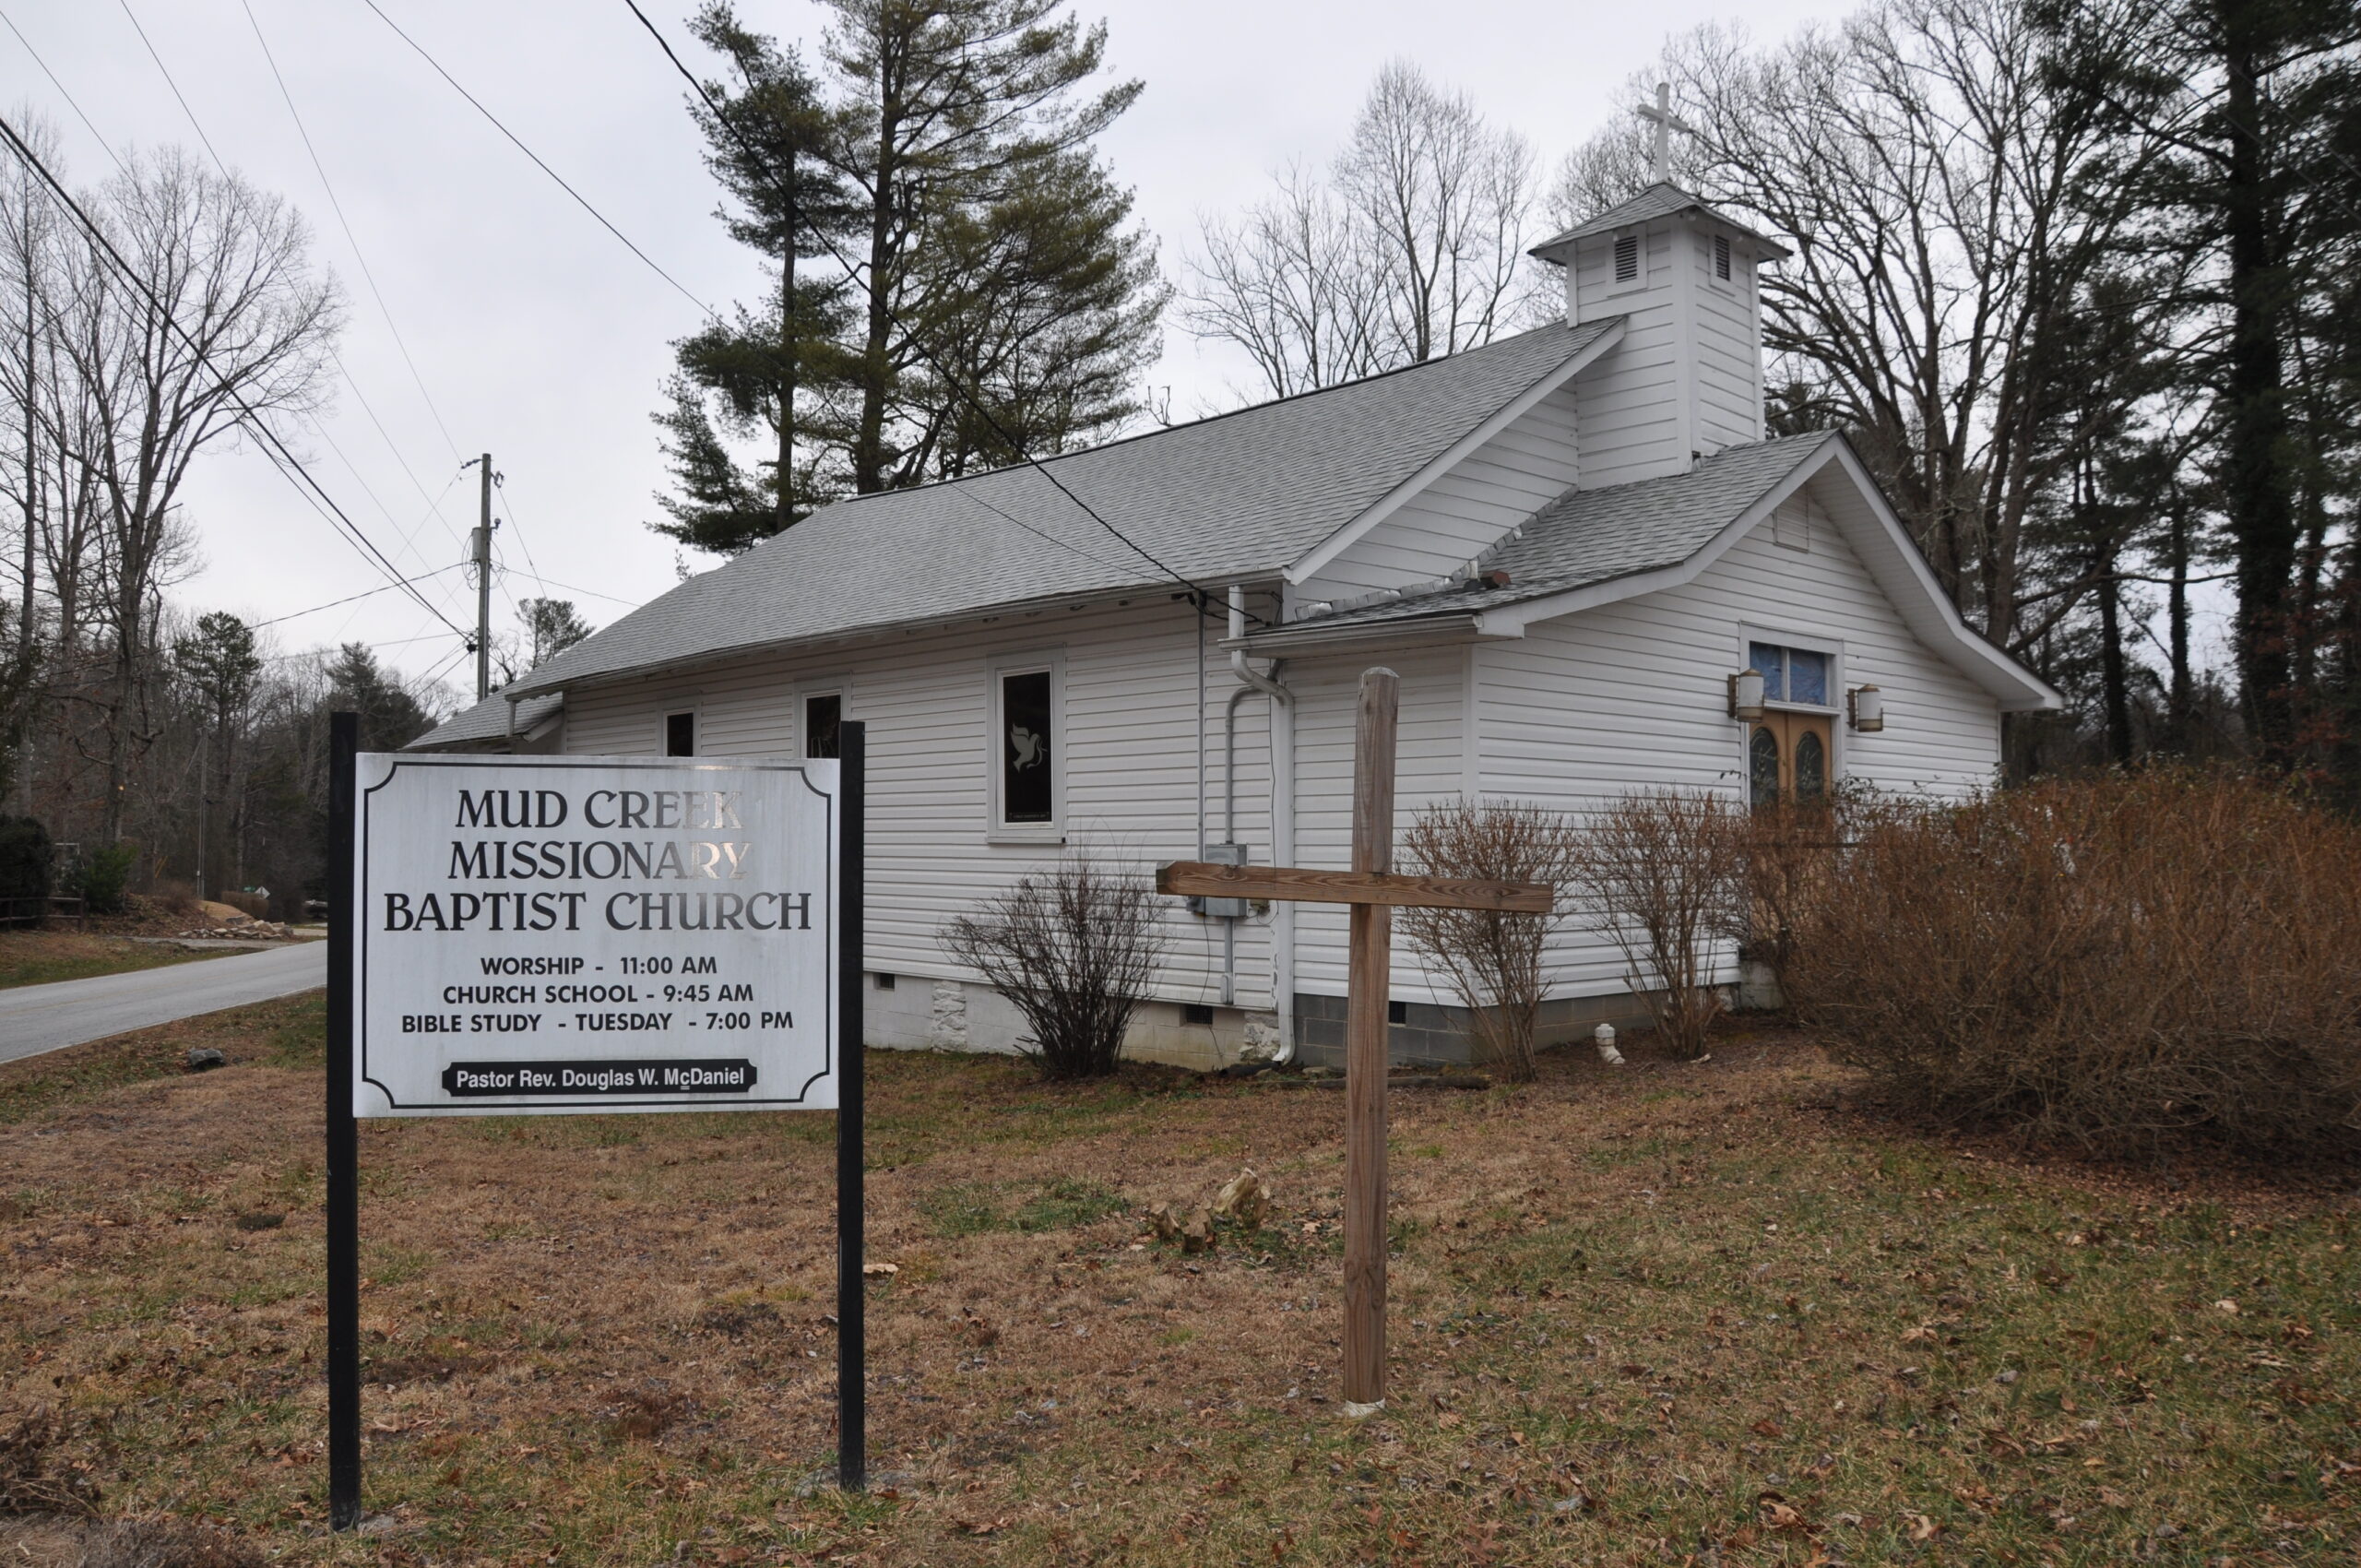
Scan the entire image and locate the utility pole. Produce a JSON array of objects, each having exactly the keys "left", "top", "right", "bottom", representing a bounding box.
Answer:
[{"left": 474, "top": 453, "right": 492, "bottom": 702}]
